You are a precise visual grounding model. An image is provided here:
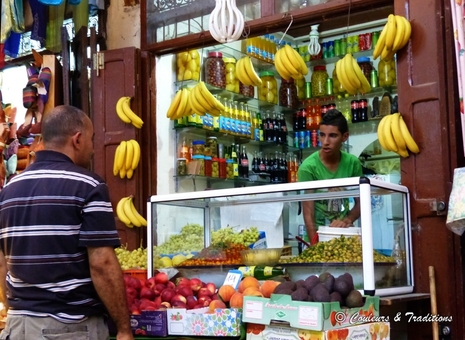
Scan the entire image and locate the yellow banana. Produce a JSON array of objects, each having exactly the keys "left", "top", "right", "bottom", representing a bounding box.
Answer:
[
  {"left": 343, "top": 54, "right": 362, "bottom": 91},
  {"left": 193, "top": 84, "right": 213, "bottom": 113},
  {"left": 399, "top": 115, "right": 420, "bottom": 153},
  {"left": 380, "top": 44, "right": 391, "bottom": 61},
  {"left": 189, "top": 86, "right": 207, "bottom": 115},
  {"left": 377, "top": 116, "right": 389, "bottom": 151},
  {"left": 116, "top": 141, "right": 127, "bottom": 171},
  {"left": 125, "top": 138, "right": 134, "bottom": 171},
  {"left": 116, "top": 197, "right": 132, "bottom": 226},
  {"left": 390, "top": 113, "right": 408, "bottom": 156},
  {"left": 113, "top": 144, "right": 121, "bottom": 176},
  {"left": 173, "top": 87, "right": 189, "bottom": 120},
  {"left": 382, "top": 114, "right": 398, "bottom": 152},
  {"left": 283, "top": 44, "right": 302, "bottom": 75},
  {"left": 336, "top": 58, "right": 357, "bottom": 95},
  {"left": 130, "top": 139, "right": 141, "bottom": 170},
  {"left": 236, "top": 58, "right": 255, "bottom": 86},
  {"left": 399, "top": 16, "right": 412, "bottom": 50},
  {"left": 122, "top": 97, "right": 144, "bottom": 129},
  {"left": 126, "top": 168, "right": 134, "bottom": 179},
  {"left": 351, "top": 57, "right": 371, "bottom": 94},
  {"left": 291, "top": 46, "right": 308, "bottom": 75},
  {"left": 198, "top": 81, "right": 225, "bottom": 111},
  {"left": 129, "top": 198, "right": 147, "bottom": 227},
  {"left": 242, "top": 56, "right": 262, "bottom": 86},
  {"left": 384, "top": 14, "right": 397, "bottom": 51},
  {"left": 278, "top": 46, "right": 300, "bottom": 78},
  {"left": 166, "top": 89, "right": 183, "bottom": 119},
  {"left": 123, "top": 196, "right": 142, "bottom": 227},
  {"left": 392, "top": 15, "right": 405, "bottom": 52},
  {"left": 116, "top": 97, "right": 132, "bottom": 123},
  {"left": 274, "top": 49, "right": 292, "bottom": 80},
  {"left": 373, "top": 23, "right": 389, "bottom": 60},
  {"left": 180, "top": 88, "right": 193, "bottom": 118},
  {"left": 119, "top": 167, "right": 127, "bottom": 179}
]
